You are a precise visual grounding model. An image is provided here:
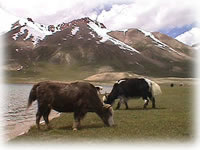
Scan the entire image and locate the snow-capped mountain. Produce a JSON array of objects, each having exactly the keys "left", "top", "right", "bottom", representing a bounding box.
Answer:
[
  {"left": 7, "top": 16, "right": 142, "bottom": 52},
  {"left": 175, "top": 27, "right": 200, "bottom": 47},
  {"left": 3, "top": 17, "right": 194, "bottom": 77}
]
